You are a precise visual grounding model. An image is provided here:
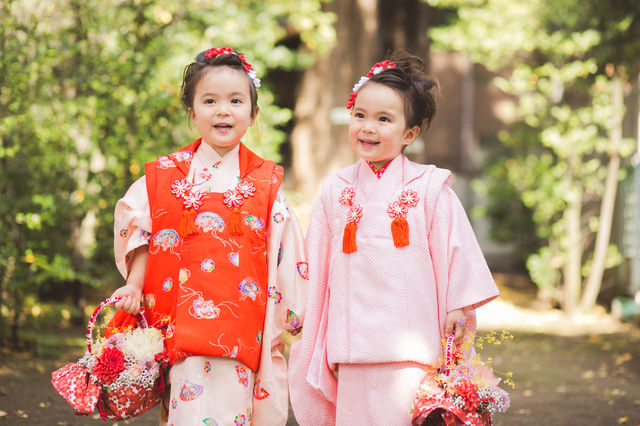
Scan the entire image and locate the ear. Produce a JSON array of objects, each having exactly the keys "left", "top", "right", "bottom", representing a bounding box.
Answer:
[
  {"left": 188, "top": 107, "right": 196, "bottom": 125},
  {"left": 250, "top": 106, "right": 260, "bottom": 125},
  {"left": 403, "top": 125, "right": 421, "bottom": 146}
]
